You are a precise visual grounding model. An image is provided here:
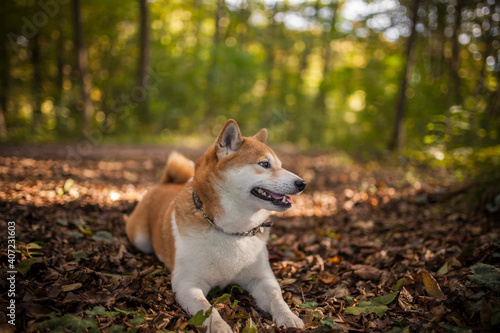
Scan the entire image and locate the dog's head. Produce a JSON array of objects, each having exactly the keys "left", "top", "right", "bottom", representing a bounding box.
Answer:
[{"left": 195, "top": 119, "right": 306, "bottom": 213}]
